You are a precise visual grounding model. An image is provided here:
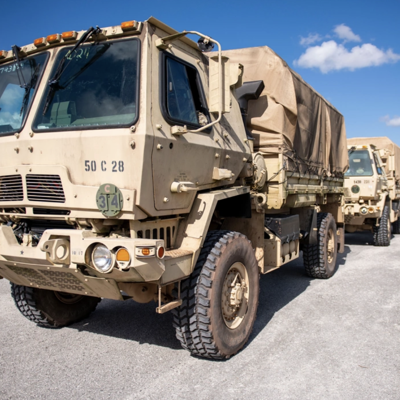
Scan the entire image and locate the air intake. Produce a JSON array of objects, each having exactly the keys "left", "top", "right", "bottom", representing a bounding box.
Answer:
[
  {"left": 26, "top": 175, "right": 65, "bottom": 203},
  {"left": 0, "top": 175, "right": 24, "bottom": 201}
]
